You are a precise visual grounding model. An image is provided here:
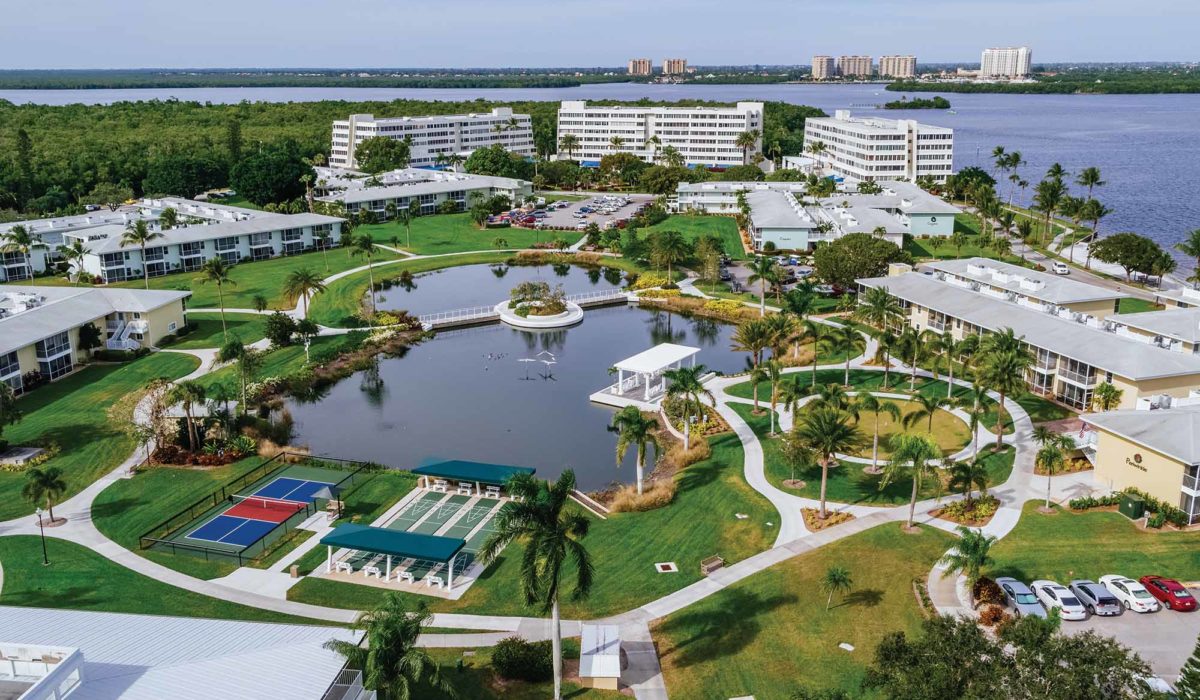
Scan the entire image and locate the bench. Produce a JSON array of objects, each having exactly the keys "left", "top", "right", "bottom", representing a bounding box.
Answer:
[
  {"left": 457, "top": 482, "right": 474, "bottom": 496},
  {"left": 700, "top": 555, "right": 725, "bottom": 577},
  {"left": 335, "top": 562, "right": 353, "bottom": 574},
  {"left": 398, "top": 571, "right": 415, "bottom": 584},
  {"left": 425, "top": 575, "right": 444, "bottom": 589},
  {"left": 362, "top": 565, "right": 382, "bottom": 580},
  {"left": 484, "top": 485, "right": 502, "bottom": 499},
  {"left": 431, "top": 479, "right": 449, "bottom": 493}
]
